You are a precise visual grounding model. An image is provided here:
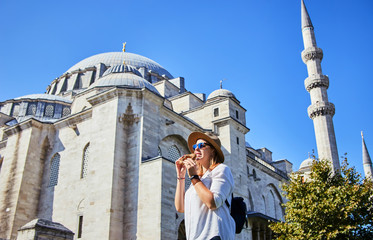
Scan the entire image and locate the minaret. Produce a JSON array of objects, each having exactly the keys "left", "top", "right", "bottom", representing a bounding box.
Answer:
[
  {"left": 301, "top": 0, "right": 340, "bottom": 172},
  {"left": 362, "top": 132, "right": 373, "bottom": 180}
]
